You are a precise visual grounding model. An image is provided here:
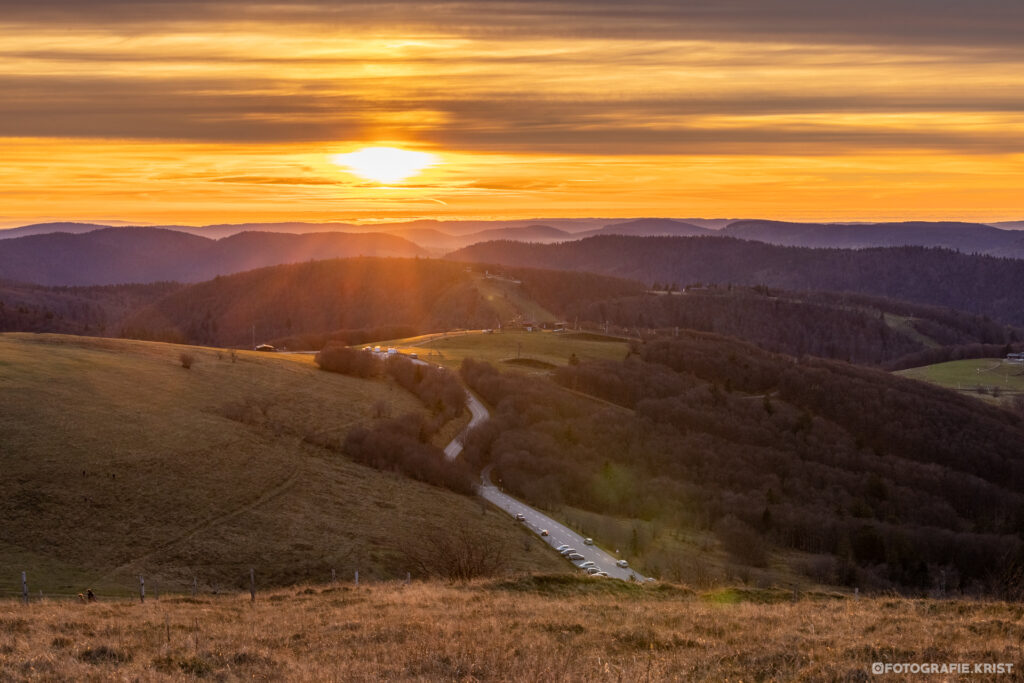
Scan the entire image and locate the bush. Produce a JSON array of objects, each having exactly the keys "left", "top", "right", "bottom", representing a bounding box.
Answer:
[
  {"left": 315, "top": 344, "right": 381, "bottom": 378},
  {"left": 179, "top": 353, "right": 194, "bottom": 369}
]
